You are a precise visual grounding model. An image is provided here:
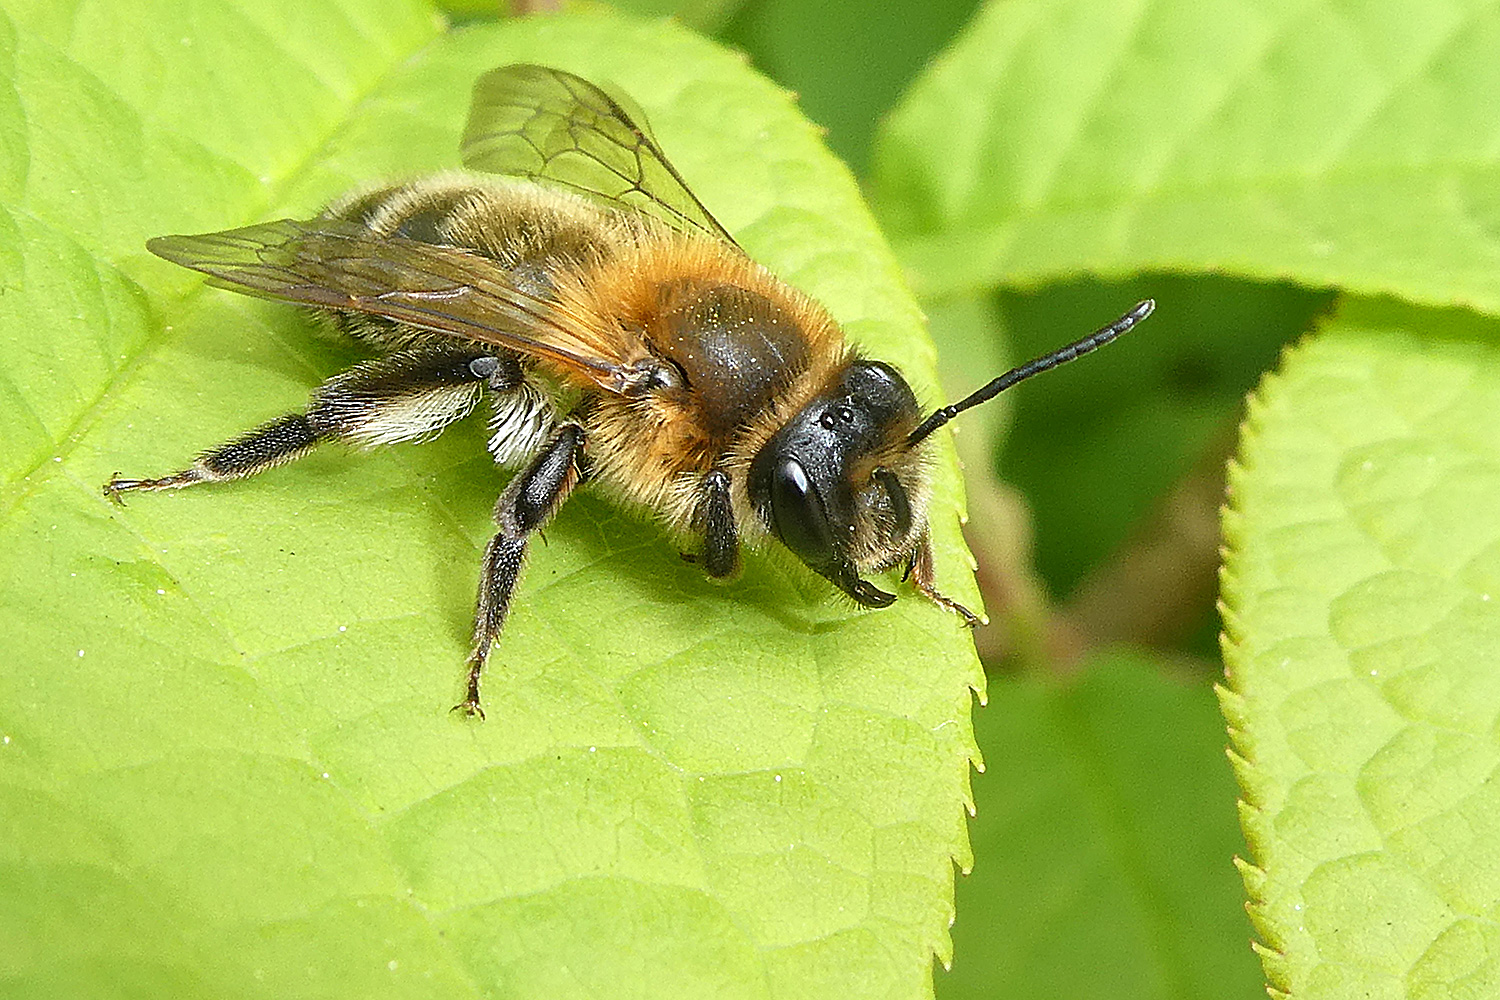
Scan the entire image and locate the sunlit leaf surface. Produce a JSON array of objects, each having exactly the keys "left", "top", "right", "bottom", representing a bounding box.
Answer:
[
  {"left": 0, "top": 4, "right": 983, "bottom": 997},
  {"left": 1222, "top": 300, "right": 1500, "bottom": 997}
]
